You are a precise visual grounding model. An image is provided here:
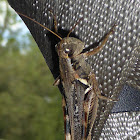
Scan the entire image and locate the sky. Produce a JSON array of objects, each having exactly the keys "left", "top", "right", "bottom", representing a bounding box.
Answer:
[{"left": 0, "top": 1, "right": 30, "bottom": 47}]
